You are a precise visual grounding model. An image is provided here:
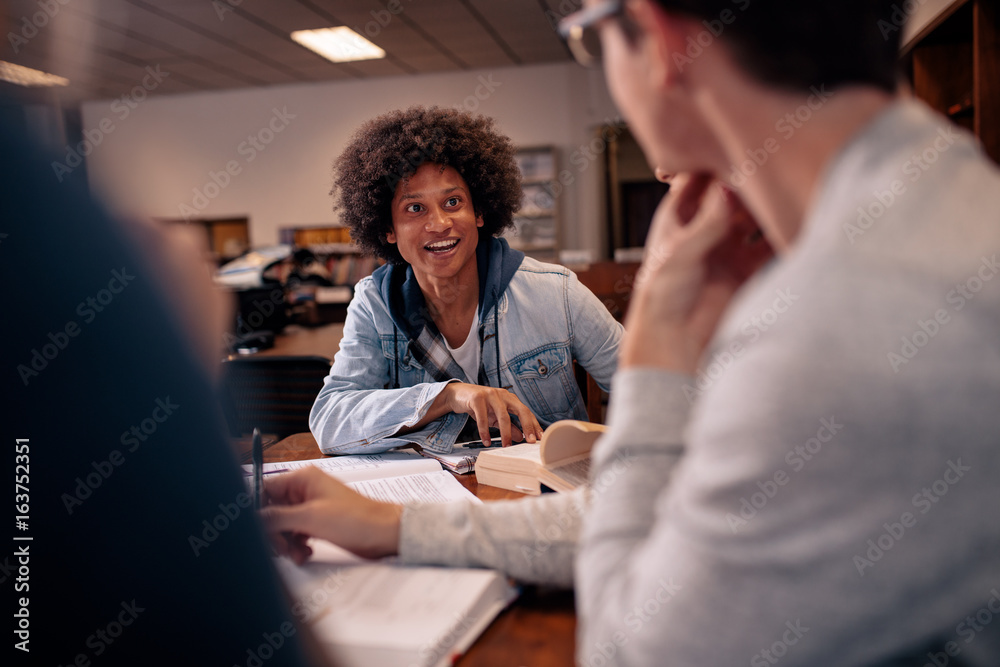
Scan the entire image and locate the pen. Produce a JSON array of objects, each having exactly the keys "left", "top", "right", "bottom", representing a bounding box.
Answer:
[
  {"left": 242, "top": 466, "right": 293, "bottom": 477},
  {"left": 252, "top": 428, "right": 264, "bottom": 510}
]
